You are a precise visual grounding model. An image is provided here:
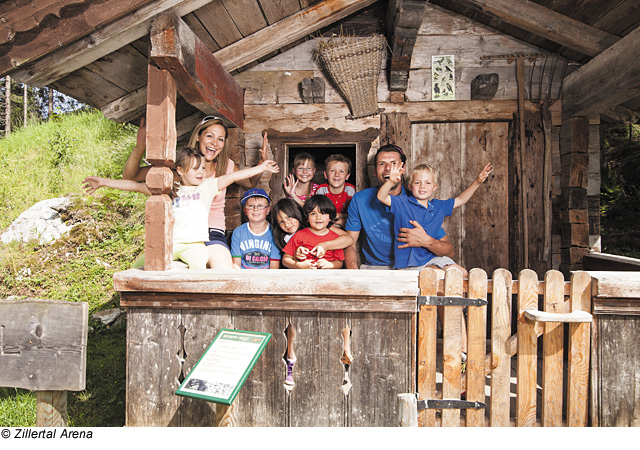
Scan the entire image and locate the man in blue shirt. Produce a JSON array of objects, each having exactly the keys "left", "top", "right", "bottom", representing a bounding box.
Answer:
[{"left": 344, "top": 144, "right": 454, "bottom": 269}]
